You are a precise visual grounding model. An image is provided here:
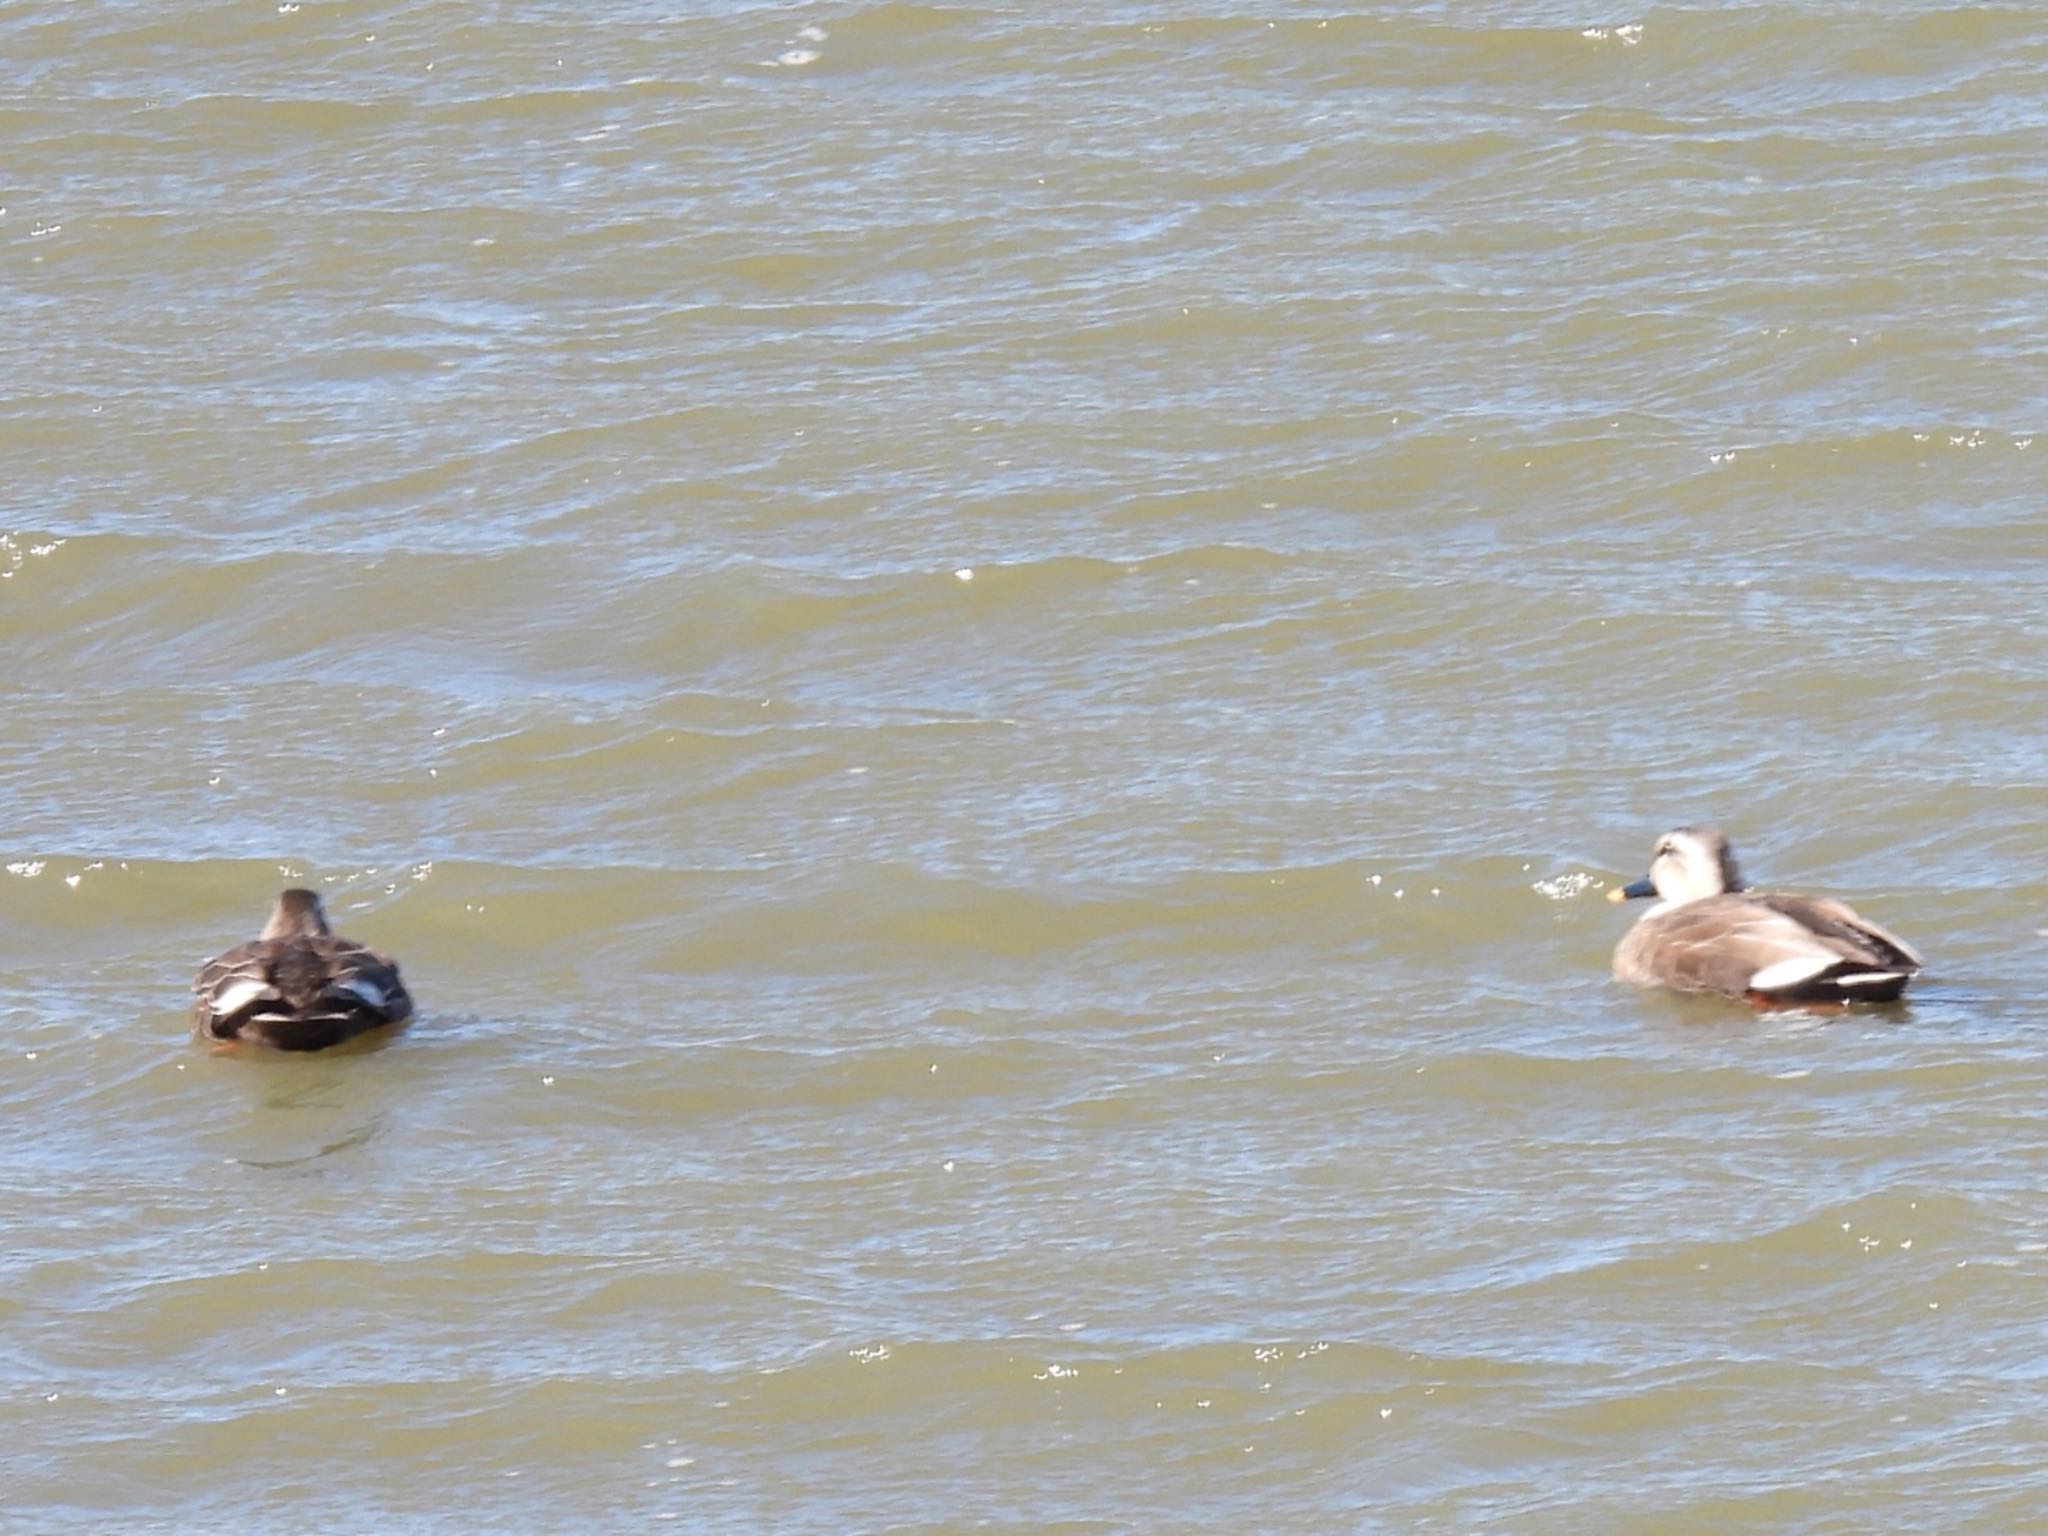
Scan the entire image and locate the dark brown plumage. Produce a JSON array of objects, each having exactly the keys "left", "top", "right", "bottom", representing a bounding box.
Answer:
[
  {"left": 191, "top": 889, "right": 413, "bottom": 1051},
  {"left": 1610, "top": 827, "right": 1921, "bottom": 1007}
]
